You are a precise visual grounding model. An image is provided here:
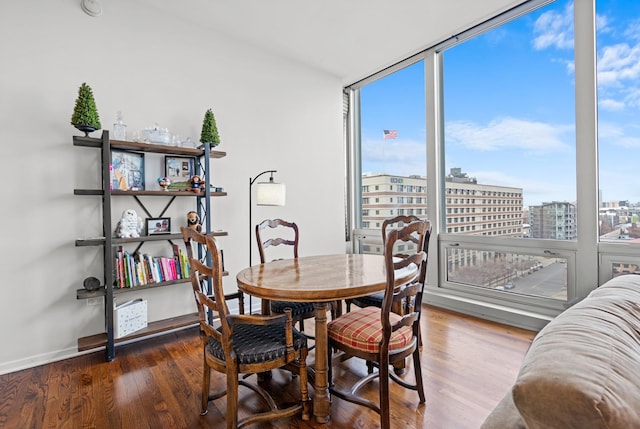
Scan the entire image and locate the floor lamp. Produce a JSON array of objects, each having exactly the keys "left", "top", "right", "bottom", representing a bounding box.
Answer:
[{"left": 248, "top": 170, "right": 286, "bottom": 313}]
